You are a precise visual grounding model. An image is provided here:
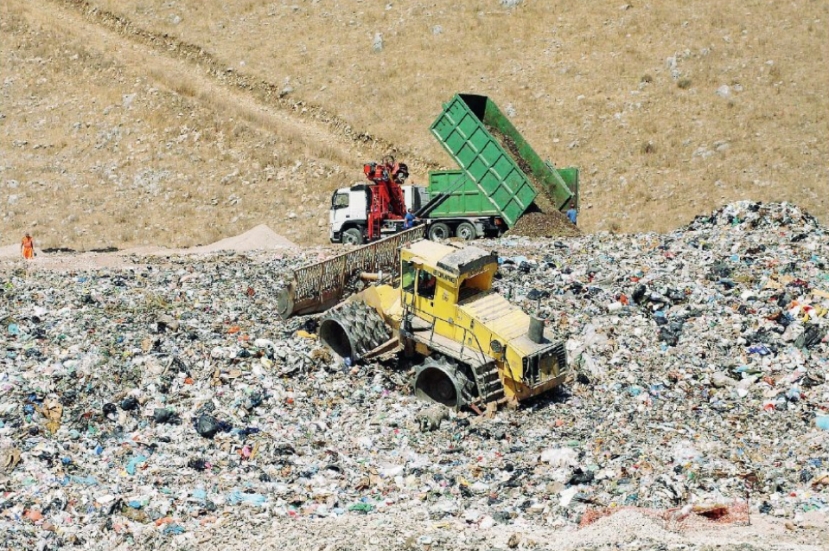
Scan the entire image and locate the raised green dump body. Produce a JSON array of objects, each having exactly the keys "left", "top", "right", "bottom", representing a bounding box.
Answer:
[
  {"left": 426, "top": 171, "right": 500, "bottom": 218},
  {"left": 427, "top": 170, "right": 578, "bottom": 221},
  {"left": 430, "top": 94, "right": 578, "bottom": 228}
]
